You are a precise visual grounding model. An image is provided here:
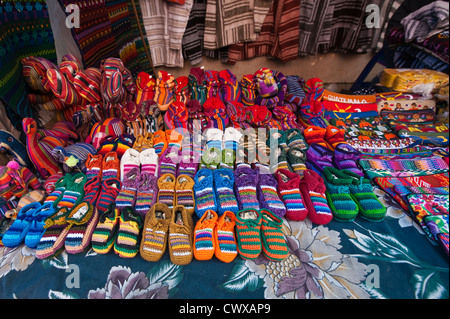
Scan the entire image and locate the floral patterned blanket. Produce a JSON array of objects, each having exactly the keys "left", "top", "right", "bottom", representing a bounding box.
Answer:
[{"left": 0, "top": 189, "right": 448, "bottom": 300}]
